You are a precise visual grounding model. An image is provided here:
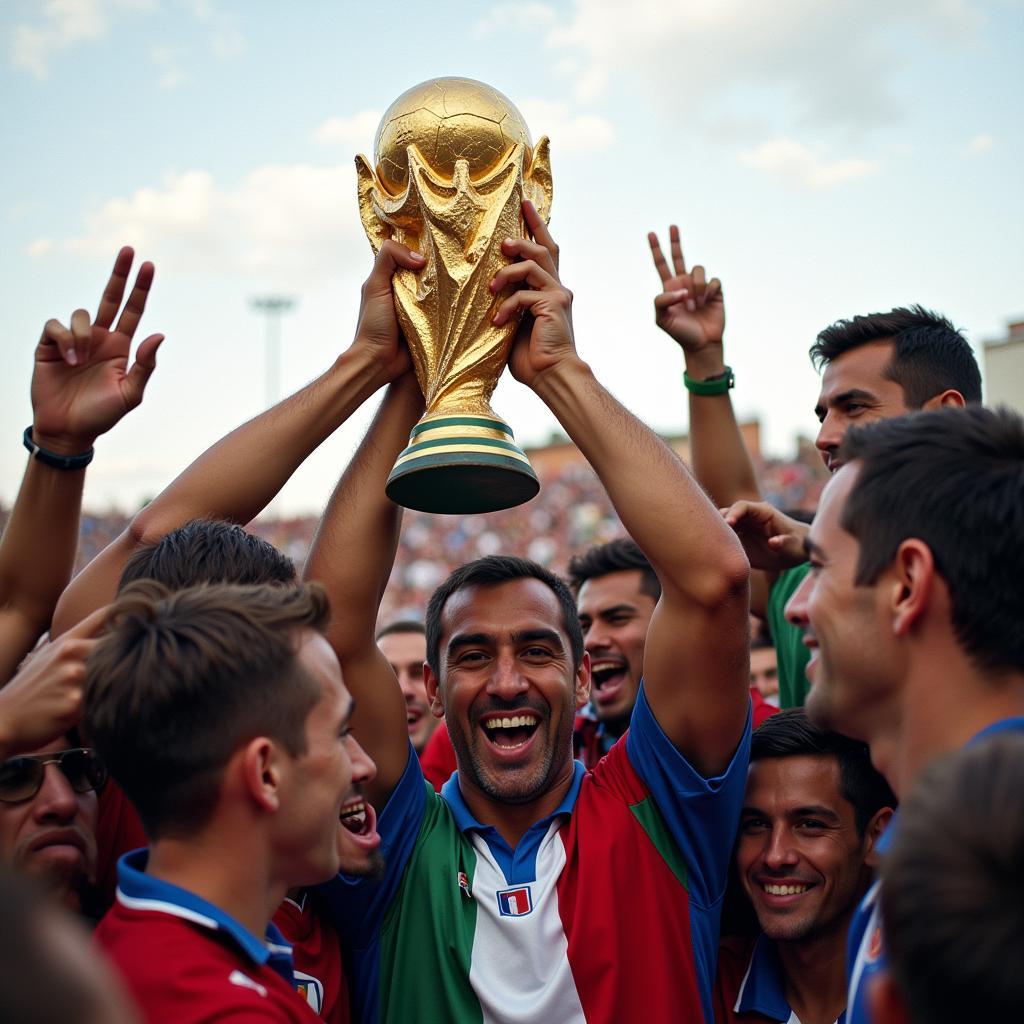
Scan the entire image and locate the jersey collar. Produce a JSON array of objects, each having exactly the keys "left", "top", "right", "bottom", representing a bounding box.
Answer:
[
  {"left": 115, "top": 848, "right": 295, "bottom": 983},
  {"left": 735, "top": 933, "right": 846, "bottom": 1024}
]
